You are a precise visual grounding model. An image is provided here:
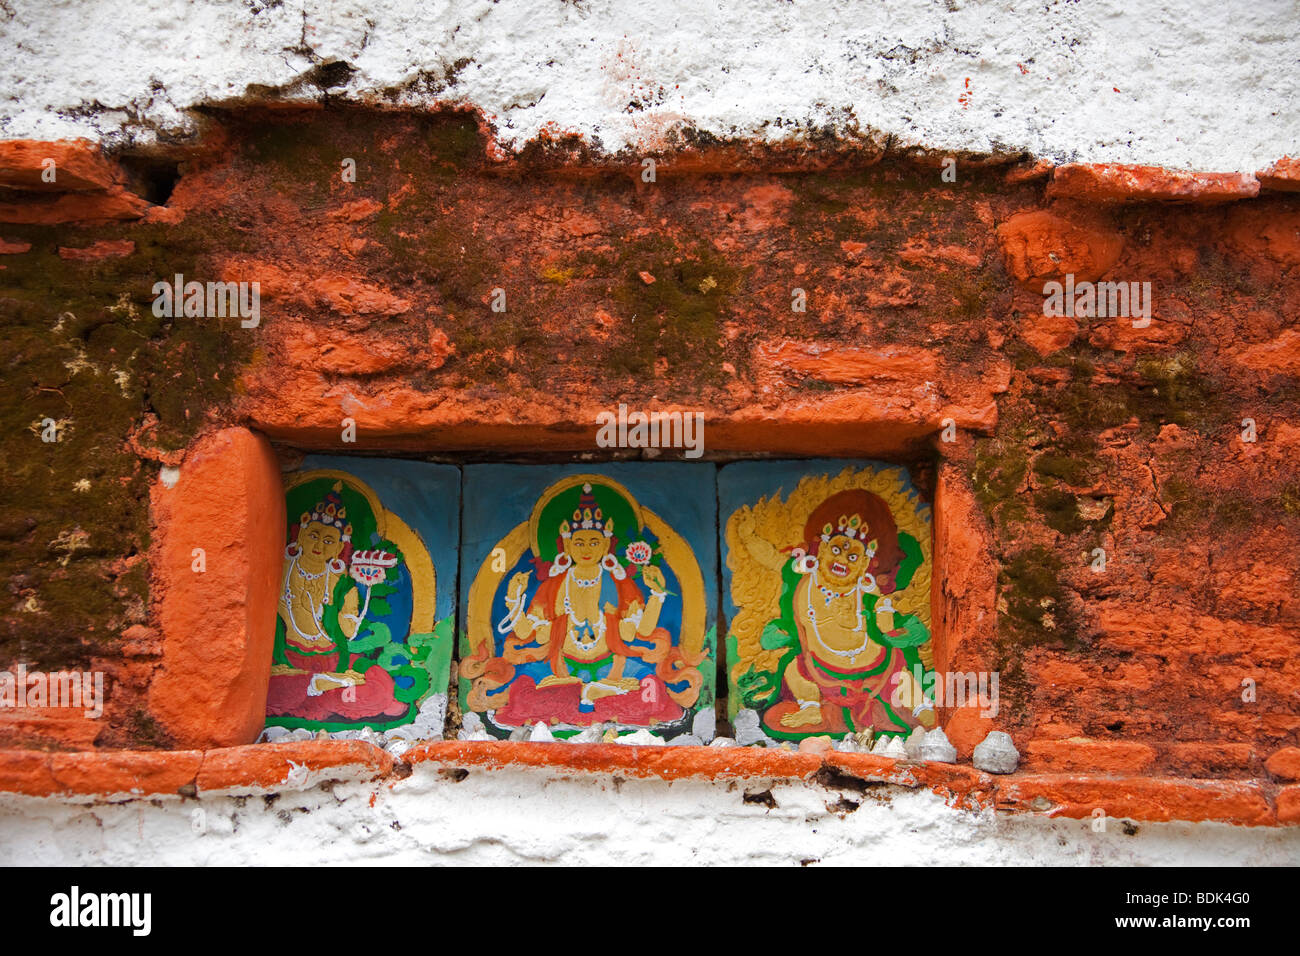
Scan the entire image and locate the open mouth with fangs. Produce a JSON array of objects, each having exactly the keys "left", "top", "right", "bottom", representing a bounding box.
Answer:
[{"left": 830, "top": 562, "right": 849, "bottom": 577}]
